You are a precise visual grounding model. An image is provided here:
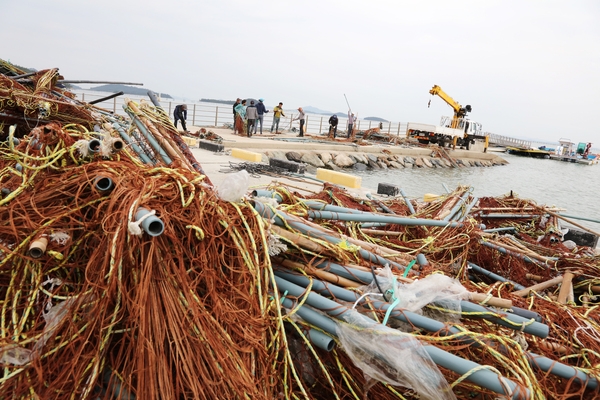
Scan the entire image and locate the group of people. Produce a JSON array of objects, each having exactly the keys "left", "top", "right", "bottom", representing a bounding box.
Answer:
[
  {"left": 173, "top": 99, "right": 356, "bottom": 140},
  {"left": 232, "top": 99, "right": 302, "bottom": 137}
]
